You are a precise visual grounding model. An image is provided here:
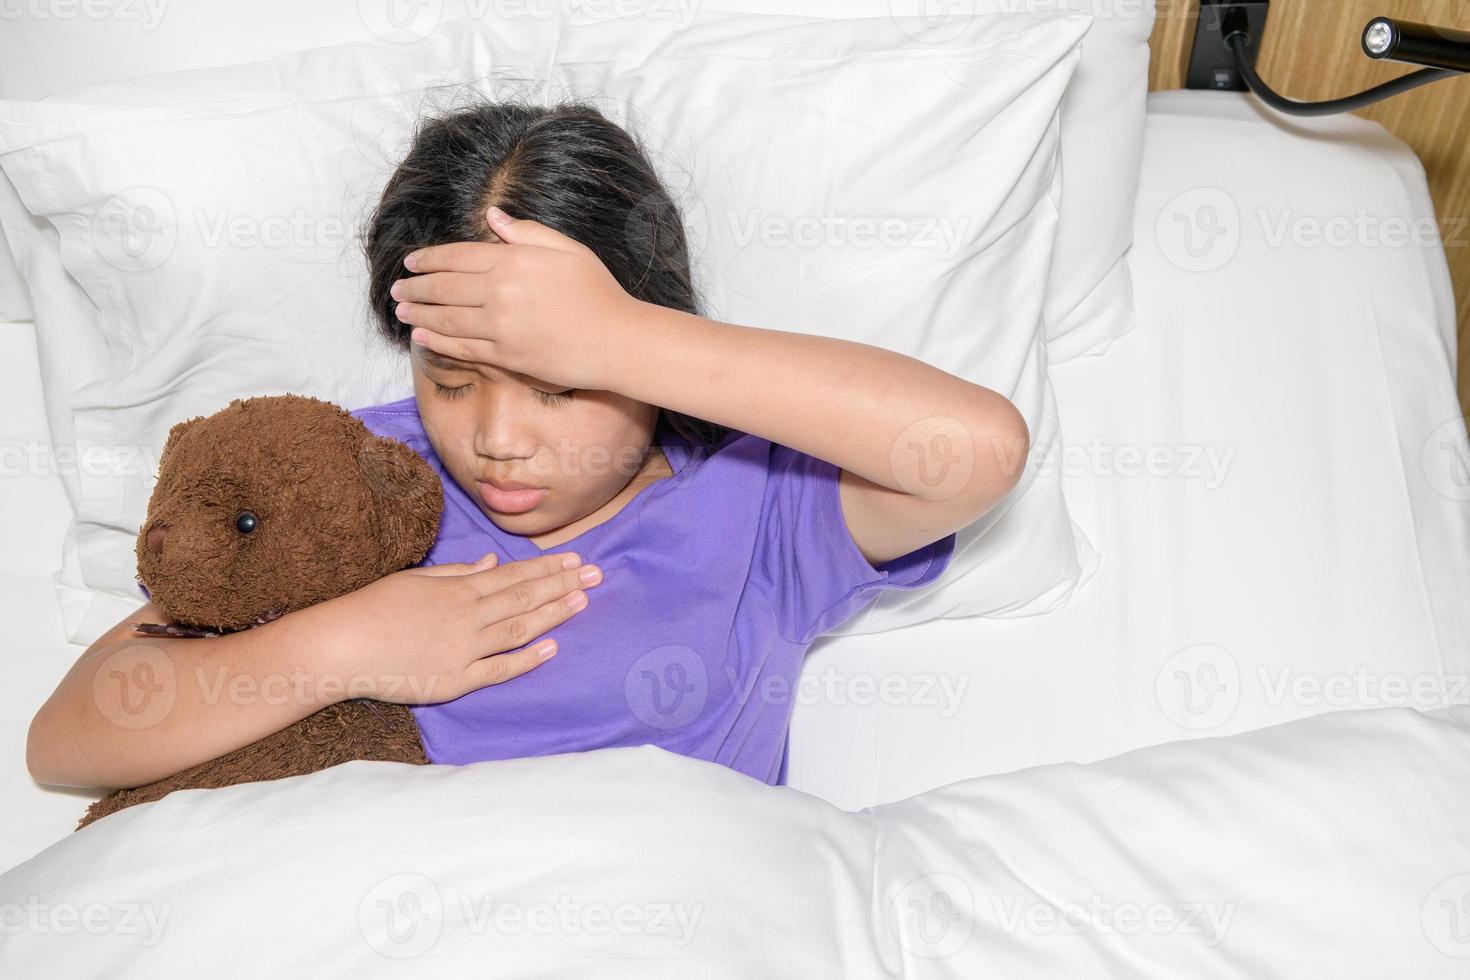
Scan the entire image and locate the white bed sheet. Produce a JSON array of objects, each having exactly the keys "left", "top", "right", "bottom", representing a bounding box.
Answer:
[
  {"left": 6, "top": 705, "right": 1470, "bottom": 977},
  {"left": 0, "top": 320, "right": 96, "bottom": 869},
  {"left": 4, "top": 90, "right": 1469, "bottom": 871},
  {"left": 786, "top": 90, "right": 1470, "bottom": 807}
]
